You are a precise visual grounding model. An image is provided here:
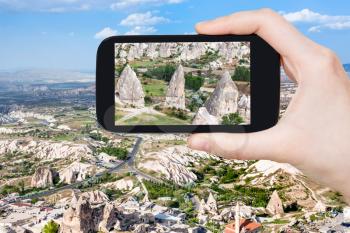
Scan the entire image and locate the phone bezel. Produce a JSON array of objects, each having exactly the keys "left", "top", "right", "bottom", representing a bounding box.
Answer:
[{"left": 96, "top": 34, "right": 280, "bottom": 133}]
